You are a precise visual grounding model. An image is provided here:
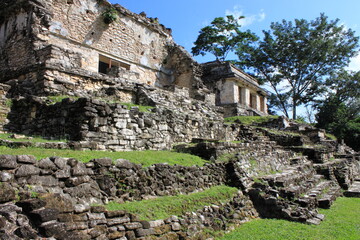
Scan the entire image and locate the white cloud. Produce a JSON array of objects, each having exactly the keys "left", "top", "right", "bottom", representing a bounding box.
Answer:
[
  {"left": 347, "top": 54, "right": 360, "bottom": 71},
  {"left": 225, "top": 5, "right": 266, "bottom": 27}
]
